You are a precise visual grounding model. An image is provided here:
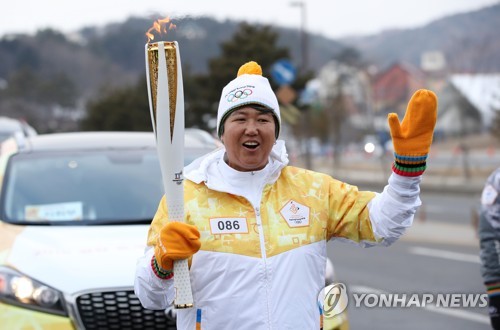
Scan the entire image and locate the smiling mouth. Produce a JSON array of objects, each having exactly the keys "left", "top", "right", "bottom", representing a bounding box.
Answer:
[{"left": 242, "top": 141, "right": 260, "bottom": 149}]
